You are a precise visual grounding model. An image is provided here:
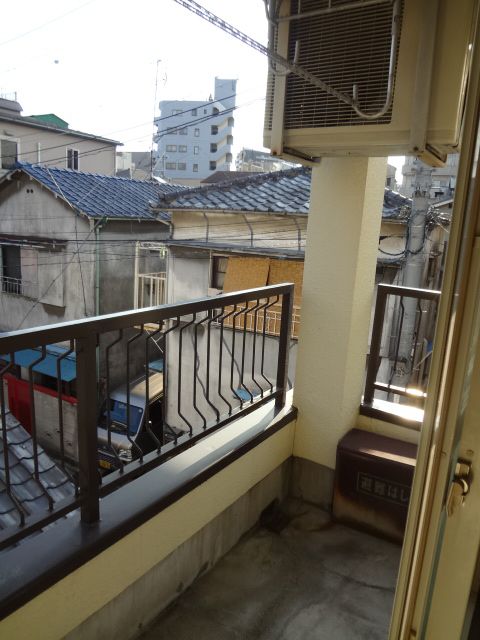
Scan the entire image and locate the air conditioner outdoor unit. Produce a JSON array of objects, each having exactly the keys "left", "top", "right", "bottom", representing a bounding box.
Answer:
[{"left": 263, "top": 0, "right": 476, "bottom": 165}]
